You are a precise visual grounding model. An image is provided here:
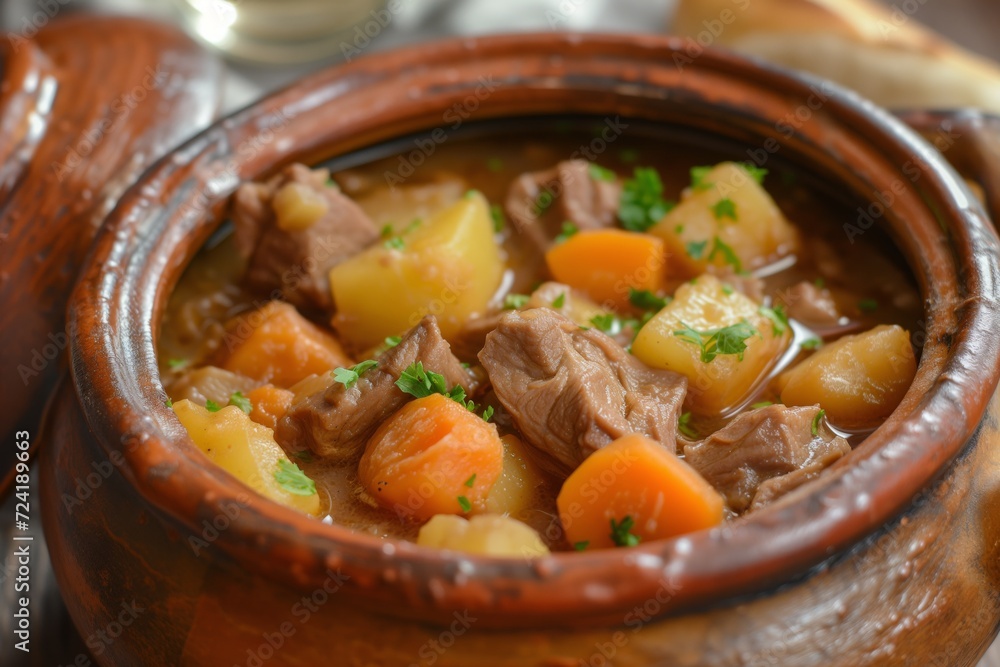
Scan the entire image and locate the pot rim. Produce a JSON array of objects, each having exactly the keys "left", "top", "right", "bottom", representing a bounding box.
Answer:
[{"left": 67, "top": 32, "right": 1000, "bottom": 625}]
